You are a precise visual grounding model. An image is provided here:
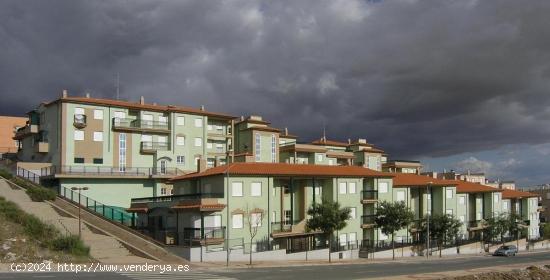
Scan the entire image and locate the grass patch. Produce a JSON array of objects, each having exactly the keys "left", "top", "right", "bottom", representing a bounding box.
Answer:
[
  {"left": 0, "top": 196, "right": 90, "bottom": 258},
  {"left": 0, "top": 168, "right": 13, "bottom": 179},
  {"left": 26, "top": 186, "right": 57, "bottom": 202}
]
